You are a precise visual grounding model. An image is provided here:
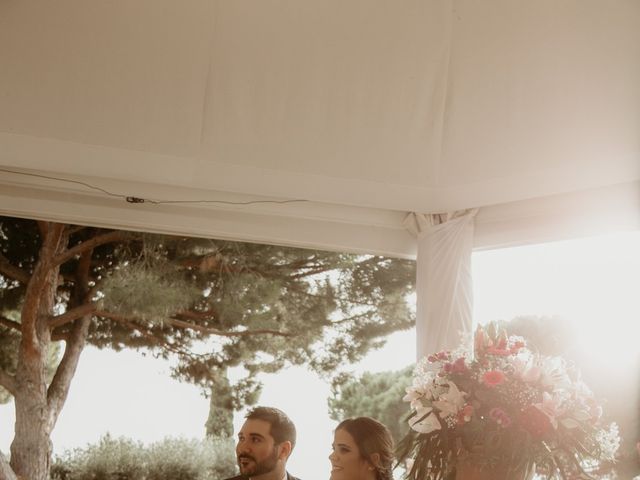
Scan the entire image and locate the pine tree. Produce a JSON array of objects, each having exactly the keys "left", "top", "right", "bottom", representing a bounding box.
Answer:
[
  {"left": 328, "top": 367, "right": 413, "bottom": 443},
  {"left": 0, "top": 216, "right": 415, "bottom": 480}
]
